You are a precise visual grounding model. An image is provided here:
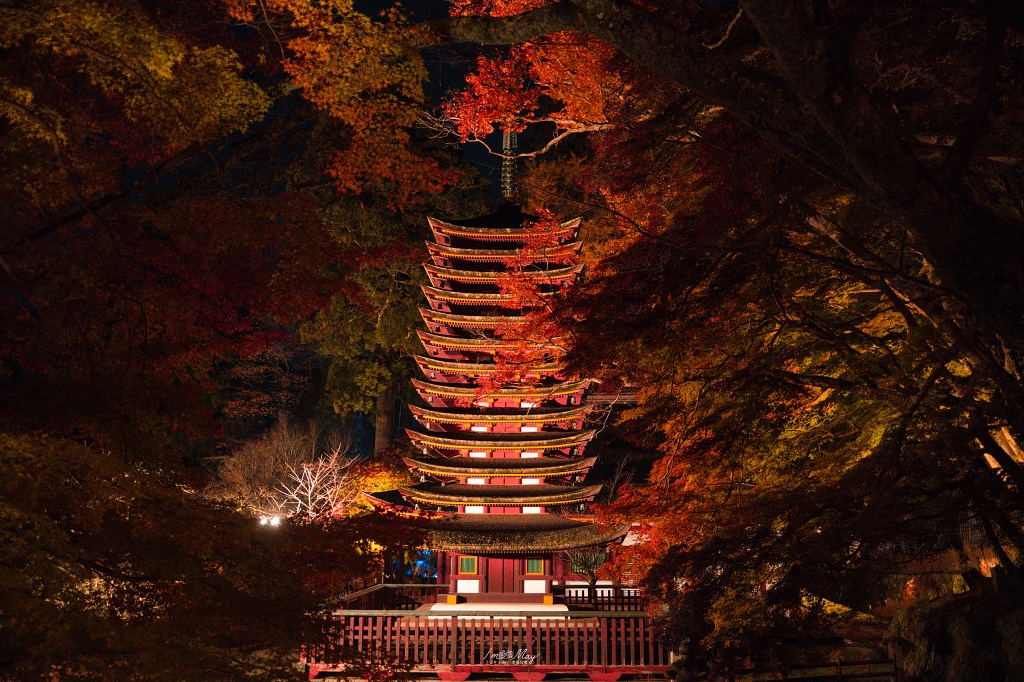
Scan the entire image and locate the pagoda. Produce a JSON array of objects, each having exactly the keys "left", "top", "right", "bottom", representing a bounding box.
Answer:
[{"left": 367, "top": 201, "right": 628, "bottom": 607}]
